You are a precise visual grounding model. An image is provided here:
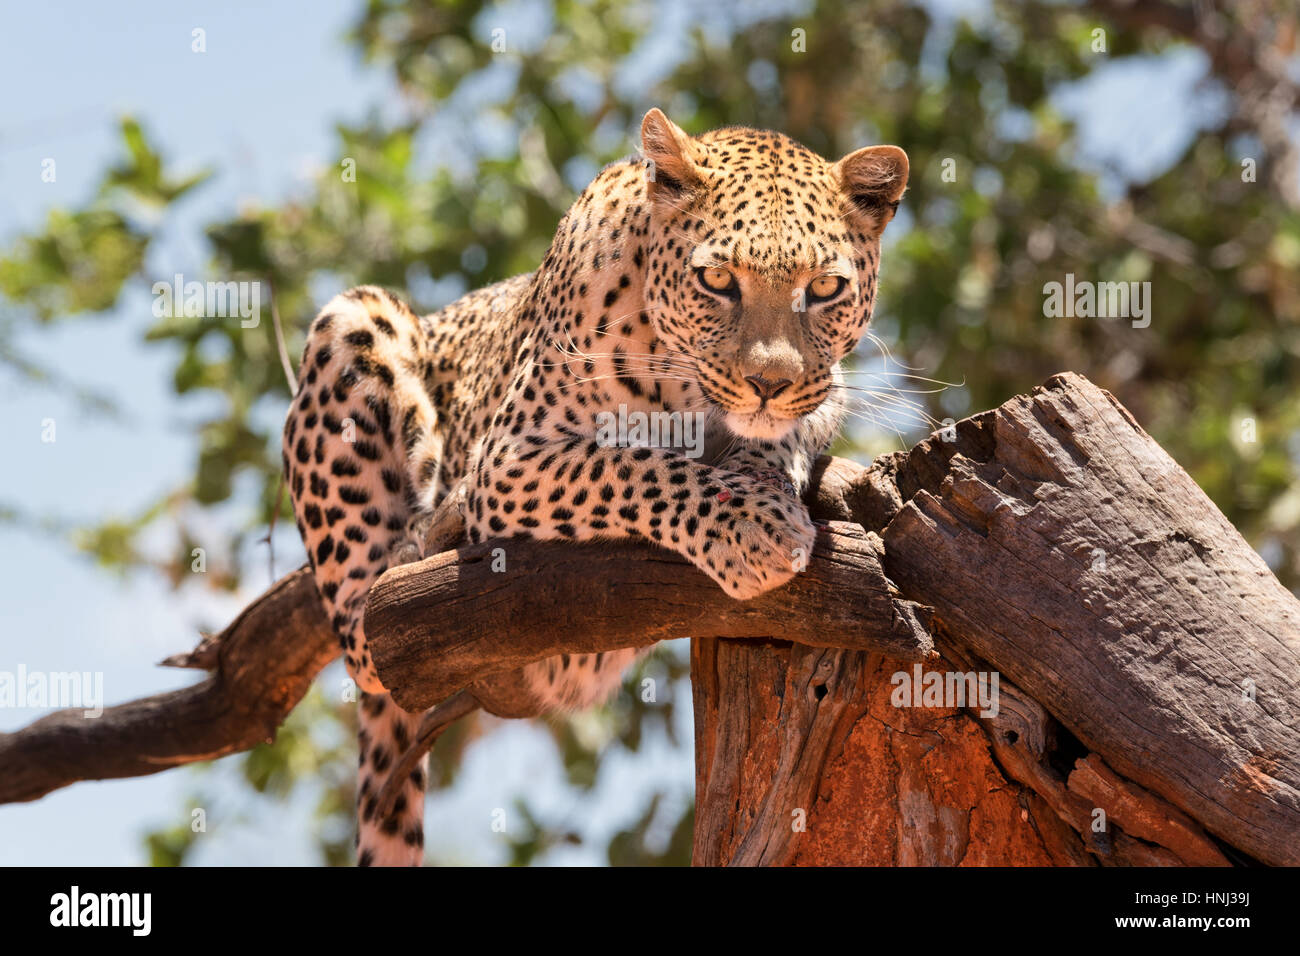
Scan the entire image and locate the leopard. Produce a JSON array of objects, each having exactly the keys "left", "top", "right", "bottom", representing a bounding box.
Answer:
[{"left": 281, "top": 108, "right": 908, "bottom": 866}]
